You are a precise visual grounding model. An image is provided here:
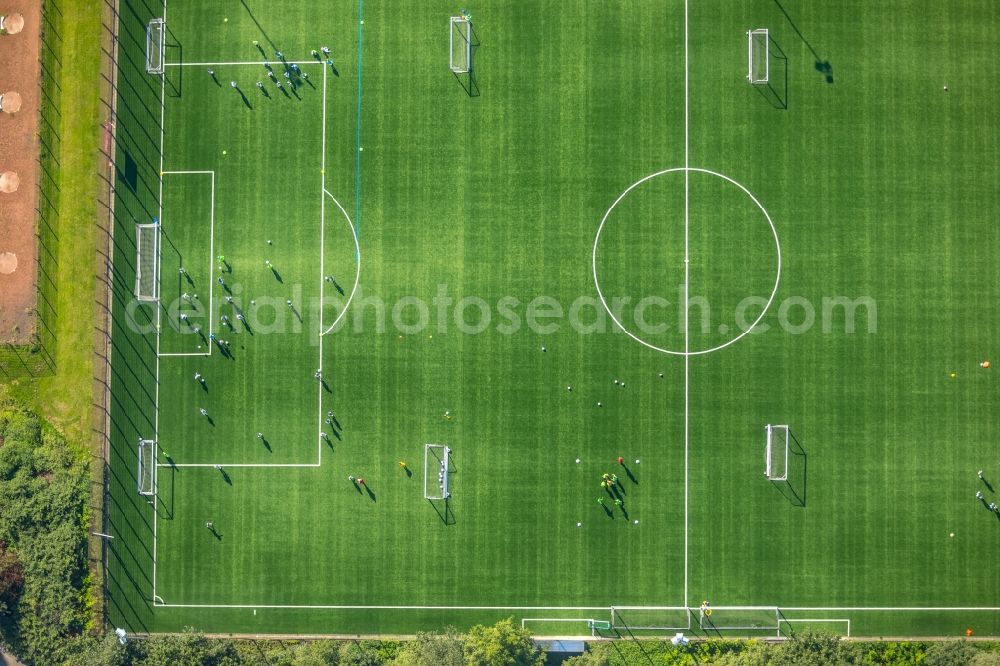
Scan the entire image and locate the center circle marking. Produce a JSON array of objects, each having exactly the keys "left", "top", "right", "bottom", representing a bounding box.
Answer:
[{"left": 592, "top": 167, "right": 781, "bottom": 356}]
